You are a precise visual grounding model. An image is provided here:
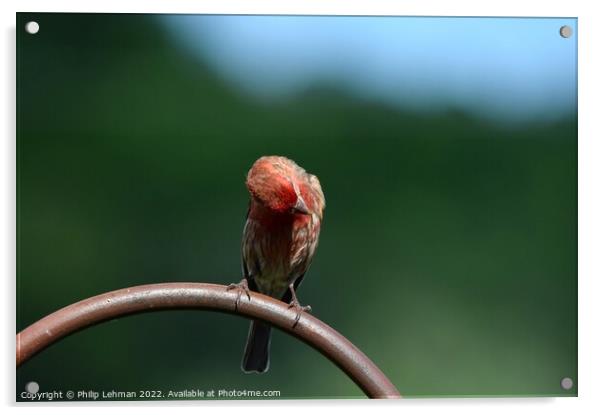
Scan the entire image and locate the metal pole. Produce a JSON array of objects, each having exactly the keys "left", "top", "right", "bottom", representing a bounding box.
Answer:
[{"left": 16, "top": 282, "right": 401, "bottom": 399}]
